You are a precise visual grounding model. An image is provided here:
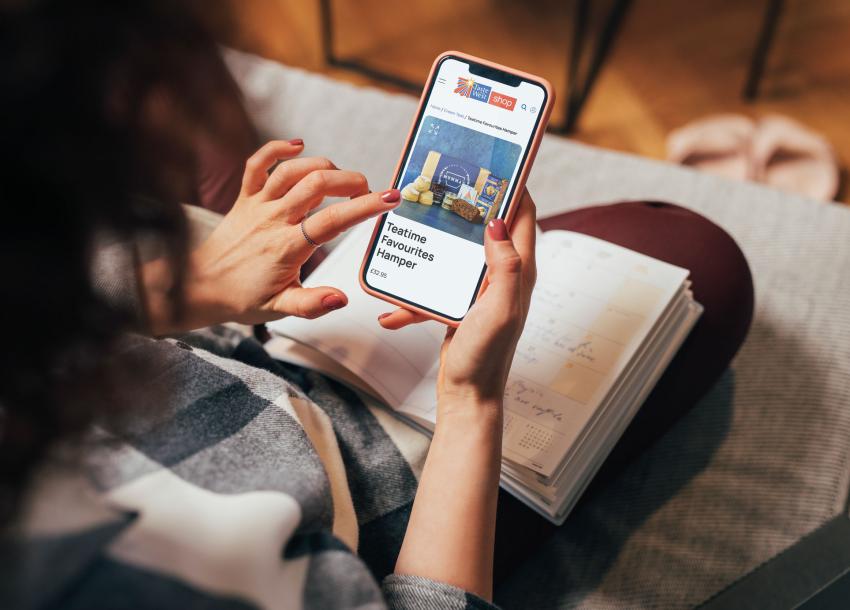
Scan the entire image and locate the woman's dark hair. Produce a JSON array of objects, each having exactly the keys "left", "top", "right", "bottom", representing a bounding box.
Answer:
[{"left": 0, "top": 0, "right": 244, "bottom": 521}]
